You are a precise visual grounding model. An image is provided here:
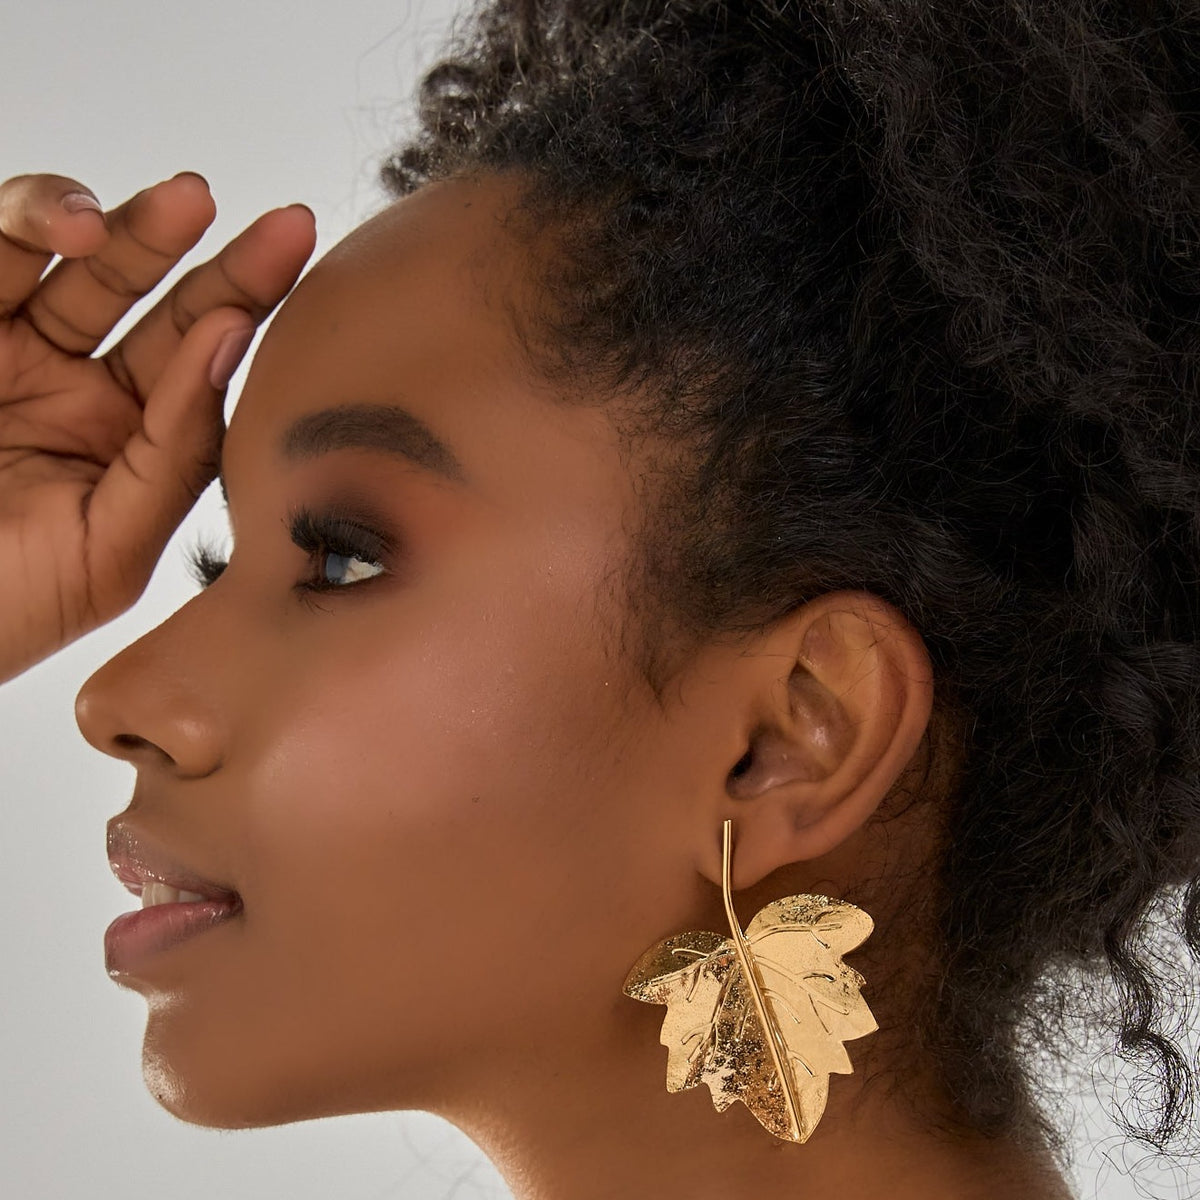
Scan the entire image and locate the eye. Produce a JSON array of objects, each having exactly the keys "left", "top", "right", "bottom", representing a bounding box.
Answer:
[{"left": 184, "top": 502, "right": 394, "bottom": 598}]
